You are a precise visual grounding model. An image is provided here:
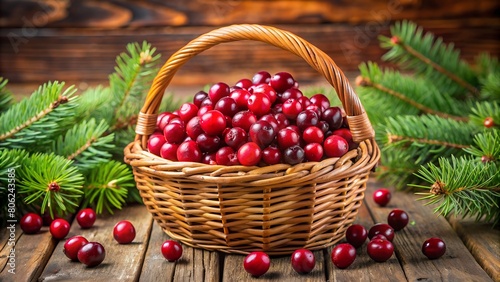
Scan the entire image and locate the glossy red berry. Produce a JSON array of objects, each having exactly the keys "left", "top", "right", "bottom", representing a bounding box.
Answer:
[
  {"left": 367, "top": 239, "right": 394, "bottom": 262},
  {"left": 208, "top": 82, "right": 230, "bottom": 103},
  {"left": 247, "top": 92, "right": 271, "bottom": 117},
  {"left": 147, "top": 134, "right": 166, "bottom": 156},
  {"left": 302, "top": 126, "right": 324, "bottom": 144},
  {"left": 196, "top": 133, "right": 222, "bottom": 153},
  {"left": 177, "top": 140, "right": 202, "bottom": 162},
  {"left": 216, "top": 146, "right": 239, "bottom": 166},
  {"left": 333, "top": 128, "right": 355, "bottom": 149},
  {"left": 243, "top": 251, "right": 270, "bottom": 277},
  {"left": 215, "top": 97, "right": 239, "bottom": 117},
  {"left": 160, "top": 142, "right": 179, "bottom": 161},
  {"left": 185, "top": 116, "right": 204, "bottom": 140},
  {"left": 262, "top": 146, "right": 282, "bottom": 165},
  {"left": 387, "top": 209, "right": 409, "bottom": 231},
  {"left": 238, "top": 142, "right": 262, "bottom": 166},
  {"left": 113, "top": 220, "right": 136, "bottom": 244},
  {"left": 76, "top": 208, "right": 96, "bottom": 229},
  {"left": 78, "top": 242, "right": 106, "bottom": 267},
  {"left": 371, "top": 234, "right": 388, "bottom": 241},
  {"left": 163, "top": 122, "right": 186, "bottom": 144},
  {"left": 50, "top": 218, "right": 70, "bottom": 240},
  {"left": 230, "top": 88, "right": 251, "bottom": 110},
  {"left": 192, "top": 91, "right": 208, "bottom": 108},
  {"left": 323, "top": 135, "right": 349, "bottom": 158},
  {"left": 345, "top": 224, "right": 368, "bottom": 248},
  {"left": 373, "top": 188, "right": 391, "bottom": 207},
  {"left": 178, "top": 102, "right": 199, "bottom": 123},
  {"left": 422, "top": 237, "right": 446, "bottom": 259},
  {"left": 322, "top": 107, "right": 343, "bottom": 131},
  {"left": 304, "top": 143, "right": 324, "bottom": 162},
  {"left": 20, "top": 213, "right": 43, "bottom": 234},
  {"left": 232, "top": 110, "right": 257, "bottom": 132},
  {"left": 291, "top": 248, "right": 315, "bottom": 274},
  {"left": 235, "top": 78, "right": 253, "bottom": 90},
  {"left": 282, "top": 99, "right": 303, "bottom": 120},
  {"left": 279, "top": 88, "right": 303, "bottom": 103},
  {"left": 200, "top": 110, "right": 226, "bottom": 136},
  {"left": 277, "top": 128, "right": 301, "bottom": 149},
  {"left": 368, "top": 223, "right": 395, "bottom": 242},
  {"left": 283, "top": 145, "right": 305, "bottom": 165},
  {"left": 296, "top": 110, "right": 319, "bottom": 131},
  {"left": 249, "top": 120, "right": 275, "bottom": 149},
  {"left": 223, "top": 127, "right": 247, "bottom": 150},
  {"left": 310, "top": 94, "right": 330, "bottom": 111},
  {"left": 270, "top": 72, "right": 295, "bottom": 93},
  {"left": 161, "top": 240, "right": 183, "bottom": 262},
  {"left": 252, "top": 83, "right": 277, "bottom": 104},
  {"left": 64, "top": 235, "right": 89, "bottom": 261},
  {"left": 483, "top": 117, "right": 495, "bottom": 128},
  {"left": 331, "top": 243, "right": 356, "bottom": 269},
  {"left": 252, "top": 71, "right": 271, "bottom": 85}
]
